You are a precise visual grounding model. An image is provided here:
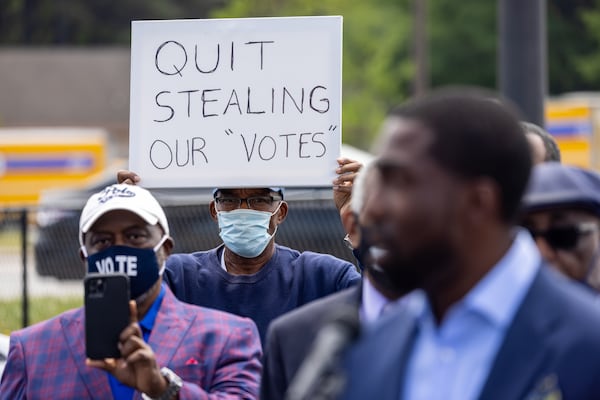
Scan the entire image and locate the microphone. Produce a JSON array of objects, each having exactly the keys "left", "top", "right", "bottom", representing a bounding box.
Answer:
[{"left": 285, "top": 305, "right": 361, "bottom": 400}]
